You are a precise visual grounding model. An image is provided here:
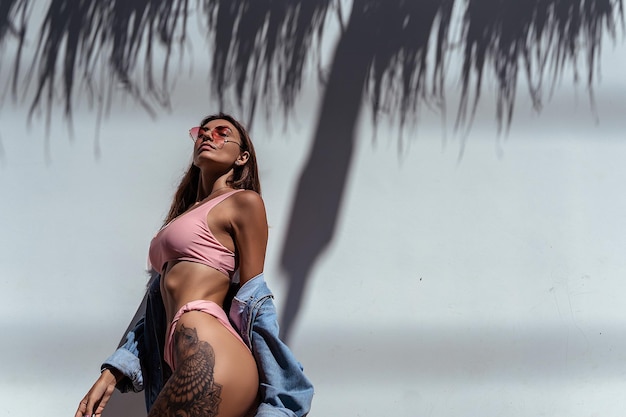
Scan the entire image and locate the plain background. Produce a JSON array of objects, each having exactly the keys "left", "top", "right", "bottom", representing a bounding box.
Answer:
[{"left": 1, "top": 6, "right": 626, "bottom": 417}]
